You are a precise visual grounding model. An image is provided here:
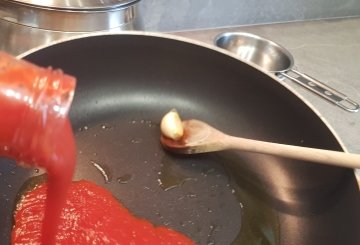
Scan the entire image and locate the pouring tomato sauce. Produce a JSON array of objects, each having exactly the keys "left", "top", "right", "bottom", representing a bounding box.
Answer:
[
  {"left": 0, "top": 51, "right": 76, "bottom": 244},
  {"left": 0, "top": 52, "right": 194, "bottom": 245}
]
